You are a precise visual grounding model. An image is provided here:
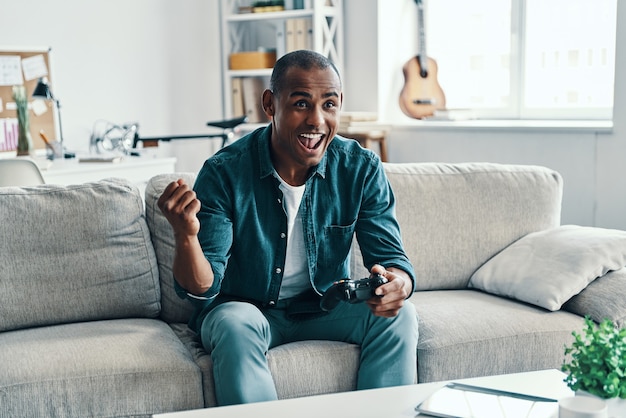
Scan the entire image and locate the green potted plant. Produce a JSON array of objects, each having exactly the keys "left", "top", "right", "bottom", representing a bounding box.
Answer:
[{"left": 562, "top": 316, "right": 626, "bottom": 415}]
